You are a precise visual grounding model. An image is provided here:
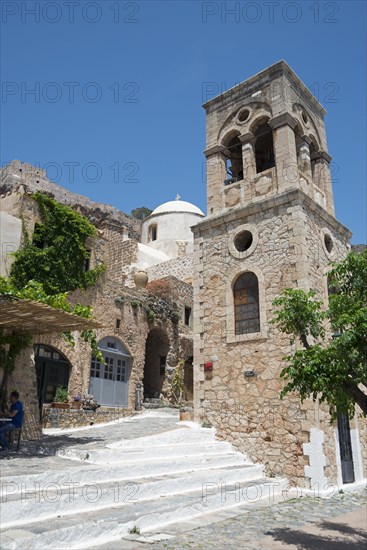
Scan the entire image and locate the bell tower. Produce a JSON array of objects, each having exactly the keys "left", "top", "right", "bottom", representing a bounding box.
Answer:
[
  {"left": 192, "top": 62, "right": 357, "bottom": 488},
  {"left": 204, "top": 60, "right": 334, "bottom": 217}
]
